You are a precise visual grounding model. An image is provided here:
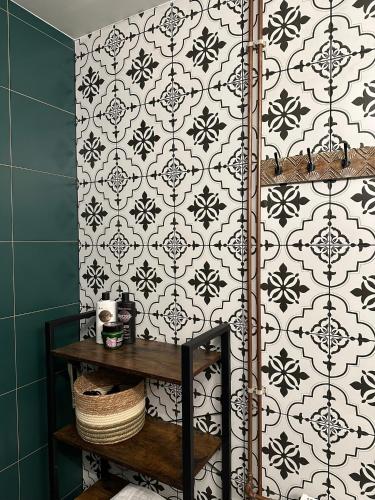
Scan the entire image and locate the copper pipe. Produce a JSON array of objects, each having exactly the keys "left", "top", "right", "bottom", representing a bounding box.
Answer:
[
  {"left": 245, "top": 0, "right": 264, "bottom": 498},
  {"left": 245, "top": 0, "right": 255, "bottom": 495},
  {"left": 256, "top": 0, "right": 264, "bottom": 495}
]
